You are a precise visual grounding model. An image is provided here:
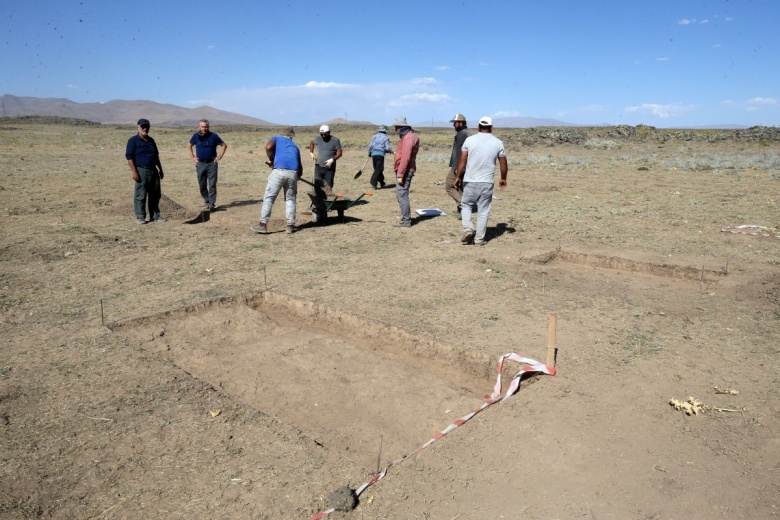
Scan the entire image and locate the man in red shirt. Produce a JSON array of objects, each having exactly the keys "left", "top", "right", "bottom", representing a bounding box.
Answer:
[{"left": 392, "top": 116, "right": 419, "bottom": 228}]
